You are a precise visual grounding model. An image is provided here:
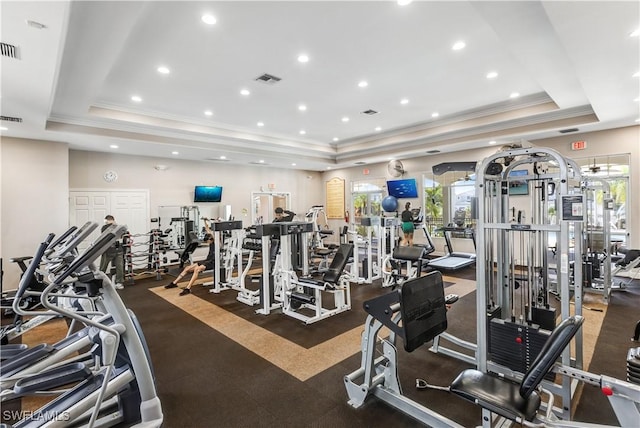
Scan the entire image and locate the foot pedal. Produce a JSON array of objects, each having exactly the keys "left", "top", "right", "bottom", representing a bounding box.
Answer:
[{"left": 445, "top": 294, "right": 459, "bottom": 305}]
